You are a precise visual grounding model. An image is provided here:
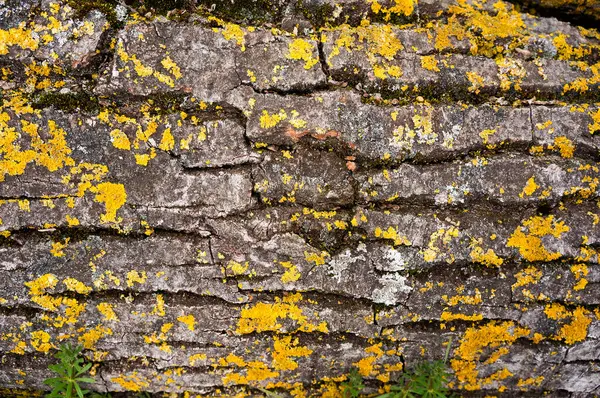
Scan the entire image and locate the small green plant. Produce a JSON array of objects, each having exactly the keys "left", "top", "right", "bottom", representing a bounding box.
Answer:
[
  {"left": 44, "top": 343, "right": 95, "bottom": 398},
  {"left": 377, "top": 339, "right": 454, "bottom": 398},
  {"left": 376, "top": 360, "right": 452, "bottom": 398},
  {"left": 339, "top": 340, "right": 454, "bottom": 398},
  {"left": 341, "top": 367, "right": 366, "bottom": 398}
]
